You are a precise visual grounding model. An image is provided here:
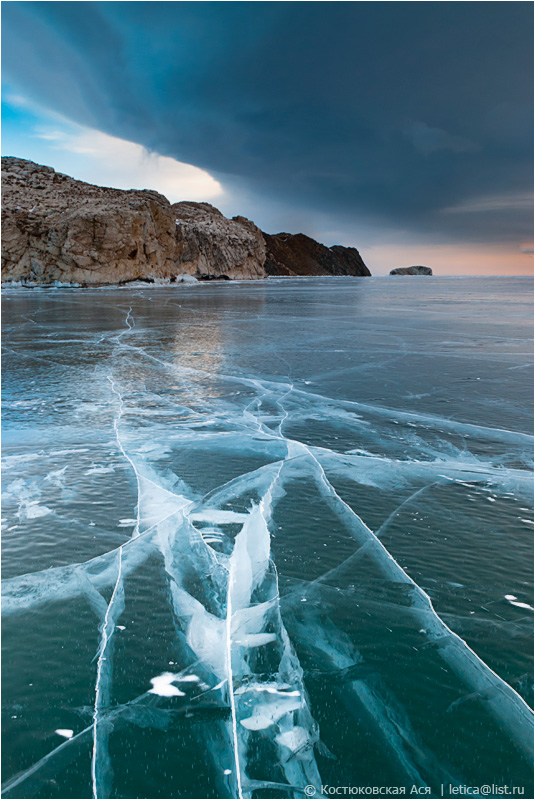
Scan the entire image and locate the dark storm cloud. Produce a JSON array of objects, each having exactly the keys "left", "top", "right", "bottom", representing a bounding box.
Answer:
[{"left": 2, "top": 1, "right": 533, "bottom": 243}]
